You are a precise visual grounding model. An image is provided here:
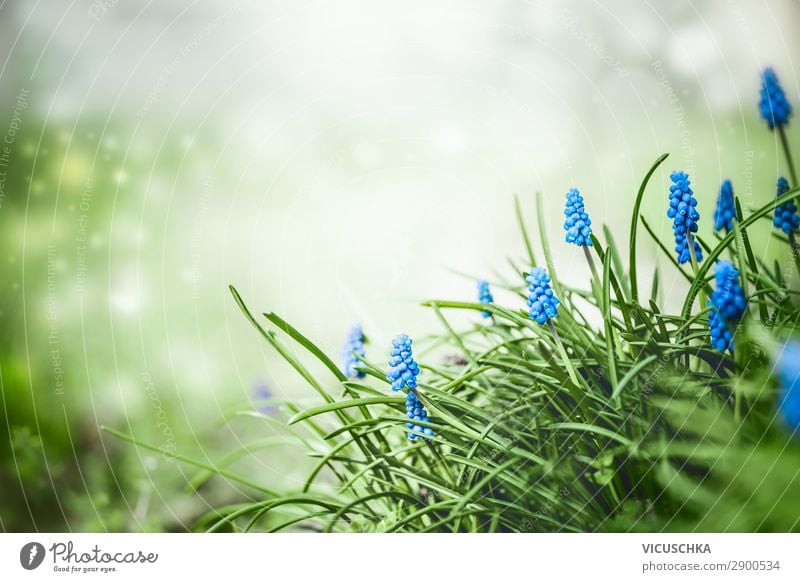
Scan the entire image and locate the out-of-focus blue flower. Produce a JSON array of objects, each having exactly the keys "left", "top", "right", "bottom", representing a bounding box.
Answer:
[
  {"left": 405, "top": 391, "right": 434, "bottom": 441},
  {"left": 252, "top": 382, "right": 275, "bottom": 415},
  {"left": 341, "top": 323, "right": 366, "bottom": 378},
  {"left": 759, "top": 67, "right": 792, "bottom": 129},
  {"left": 564, "top": 188, "right": 593, "bottom": 246},
  {"left": 526, "top": 267, "right": 559, "bottom": 325},
  {"left": 774, "top": 177, "right": 800, "bottom": 234},
  {"left": 777, "top": 341, "right": 800, "bottom": 430},
  {"left": 477, "top": 280, "right": 494, "bottom": 318},
  {"left": 707, "top": 261, "right": 747, "bottom": 353},
  {"left": 387, "top": 334, "right": 420, "bottom": 392},
  {"left": 667, "top": 171, "right": 703, "bottom": 265},
  {"left": 713, "top": 179, "right": 735, "bottom": 233}
]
